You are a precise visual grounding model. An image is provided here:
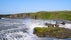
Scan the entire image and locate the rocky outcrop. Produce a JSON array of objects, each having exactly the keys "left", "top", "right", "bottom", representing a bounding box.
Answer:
[{"left": 6, "top": 13, "right": 30, "bottom": 18}]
